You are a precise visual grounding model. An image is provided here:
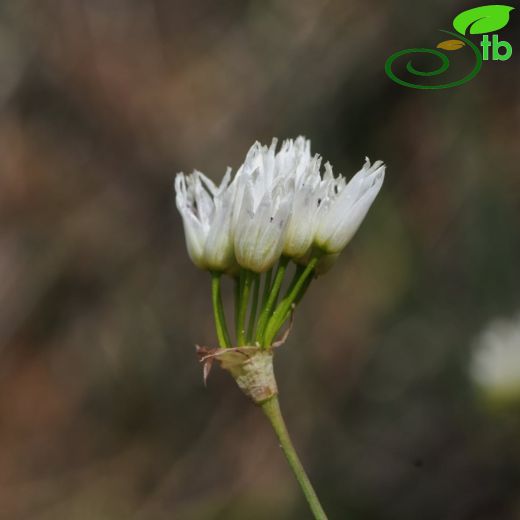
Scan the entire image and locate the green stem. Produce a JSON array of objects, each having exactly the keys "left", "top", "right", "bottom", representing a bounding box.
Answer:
[
  {"left": 237, "top": 270, "right": 253, "bottom": 346},
  {"left": 261, "top": 396, "right": 328, "bottom": 520},
  {"left": 281, "top": 273, "right": 314, "bottom": 323},
  {"left": 260, "top": 267, "right": 273, "bottom": 313},
  {"left": 247, "top": 273, "right": 260, "bottom": 343},
  {"left": 263, "top": 257, "right": 319, "bottom": 347},
  {"left": 235, "top": 271, "right": 245, "bottom": 342},
  {"left": 255, "top": 257, "right": 290, "bottom": 345},
  {"left": 233, "top": 276, "right": 241, "bottom": 344},
  {"left": 211, "top": 272, "right": 231, "bottom": 348},
  {"left": 285, "top": 263, "right": 306, "bottom": 297}
]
